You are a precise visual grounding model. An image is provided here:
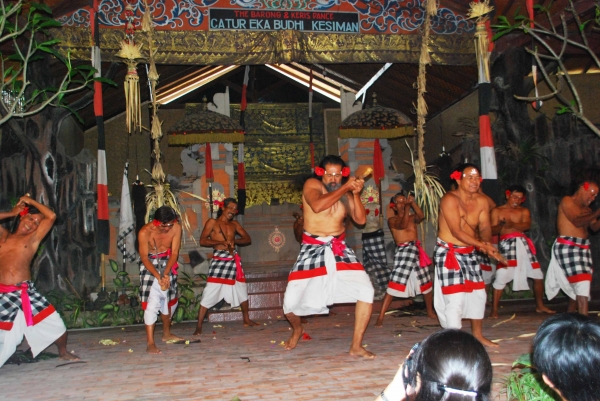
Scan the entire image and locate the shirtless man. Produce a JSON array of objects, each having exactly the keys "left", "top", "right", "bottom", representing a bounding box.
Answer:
[
  {"left": 138, "top": 206, "right": 184, "bottom": 354},
  {"left": 490, "top": 185, "right": 554, "bottom": 318},
  {"left": 0, "top": 195, "right": 78, "bottom": 367},
  {"left": 545, "top": 181, "right": 600, "bottom": 315},
  {"left": 375, "top": 191, "right": 436, "bottom": 327},
  {"left": 282, "top": 155, "right": 375, "bottom": 358},
  {"left": 434, "top": 164, "right": 505, "bottom": 347},
  {"left": 193, "top": 198, "right": 258, "bottom": 335}
]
